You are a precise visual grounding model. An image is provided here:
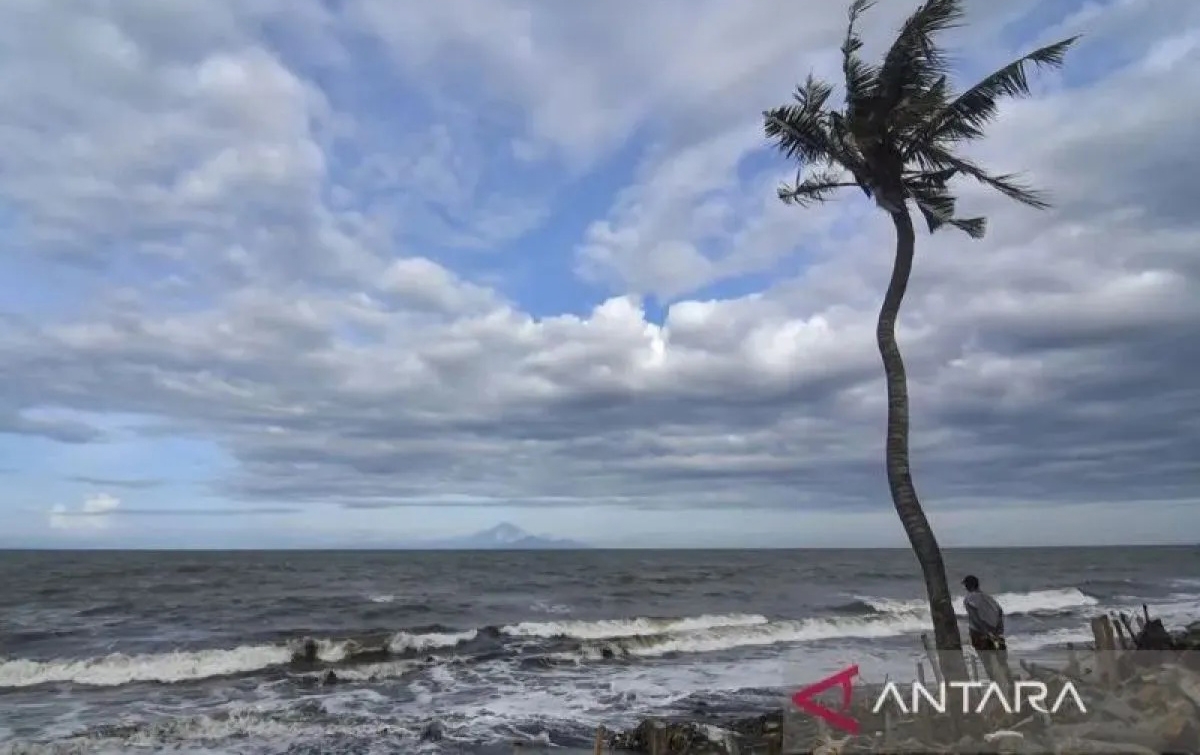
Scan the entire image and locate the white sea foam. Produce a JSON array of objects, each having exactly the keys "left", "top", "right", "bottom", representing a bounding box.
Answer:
[
  {"left": 859, "top": 587, "right": 1098, "bottom": 617},
  {"left": 500, "top": 613, "right": 770, "bottom": 640},
  {"left": 0, "top": 708, "right": 421, "bottom": 755},
  {"left": 0, "top": 628, "right": 478, "bottom": 689},
  {"left": 571, "top": 612, "right": 932, "bottom": 660},
  {"left": 1148, "top": 594, "right": 1200, "bottom": 628},
  {"left": 389, "top": 629, "right": 478, "bottom": 653},
  {"left": 0, "top": 644, "right": 294, "bottom": 688},
  {"left": 323, "top": 659, "right": 427, "bottom": 682}
]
